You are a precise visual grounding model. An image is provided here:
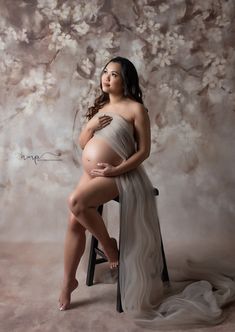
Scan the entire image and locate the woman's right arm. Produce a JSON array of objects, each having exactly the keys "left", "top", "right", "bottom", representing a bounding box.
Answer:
[
  {"left": 78, "top": 114, "right": 113, "bottom": 149},
  {"left": 78, "top": 122, "right": 95, "bottom": 149}
]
